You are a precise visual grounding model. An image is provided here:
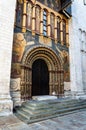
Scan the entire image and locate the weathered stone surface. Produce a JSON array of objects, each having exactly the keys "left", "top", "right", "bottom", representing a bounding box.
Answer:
[
  {"left": 69, "top": 0, "right": 86, "bottom": 93},
  {"left": 0, "top": 0, "right": 16, "bottom": 116},
  {"left": 32, "top": 96, "right": 57, "bottom": 101},
  {"left": 15, "top": 98, "right": 86, "bottom": 124},
  {"left": 1, "top": 110, "right": 86, "bottom": 130}
]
